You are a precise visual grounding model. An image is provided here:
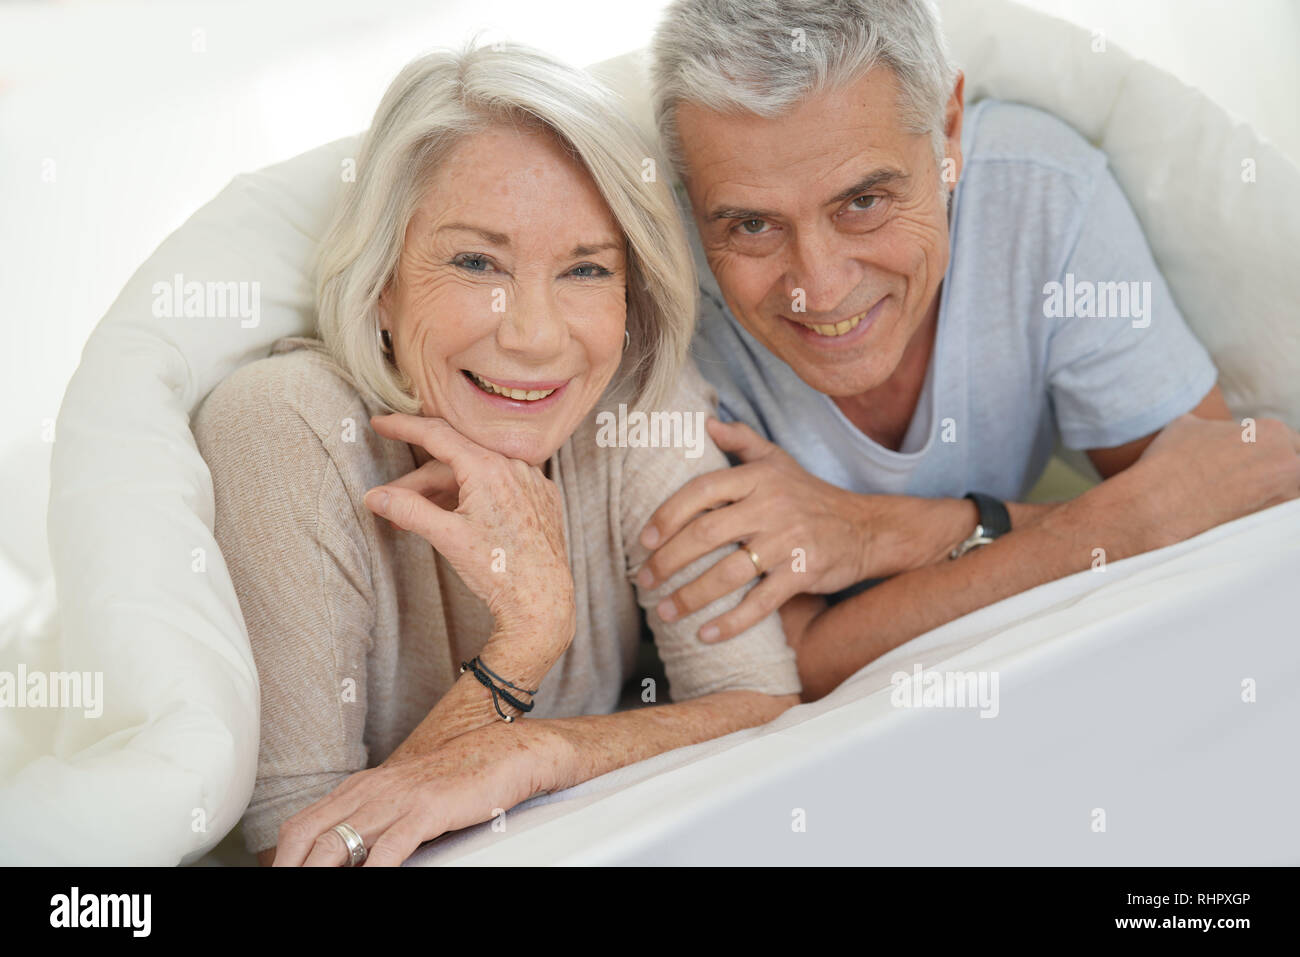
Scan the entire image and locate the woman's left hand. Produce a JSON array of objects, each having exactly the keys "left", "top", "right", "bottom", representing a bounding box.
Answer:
[{"left": 271, "top": 721, "right": 558, "bottom": 866}]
